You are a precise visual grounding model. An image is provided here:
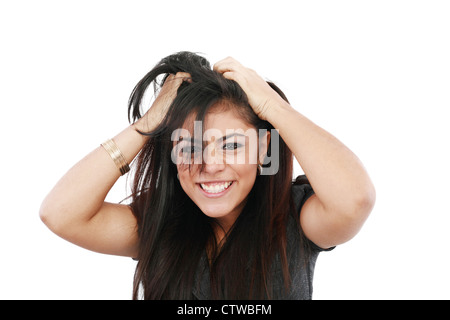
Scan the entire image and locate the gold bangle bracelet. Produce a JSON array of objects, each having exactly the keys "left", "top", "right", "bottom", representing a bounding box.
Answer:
[{"left": 101, "top": 139, "right": 130, "bottom": 176}]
